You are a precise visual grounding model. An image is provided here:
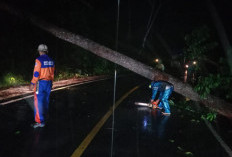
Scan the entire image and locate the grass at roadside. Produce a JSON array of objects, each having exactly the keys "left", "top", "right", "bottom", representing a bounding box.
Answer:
[
  {"left": 0, "top": 73, "right": 27, "bottom": 89},
  {"left": 0, "top": 71, "right": 93, "bottom": 89}
]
